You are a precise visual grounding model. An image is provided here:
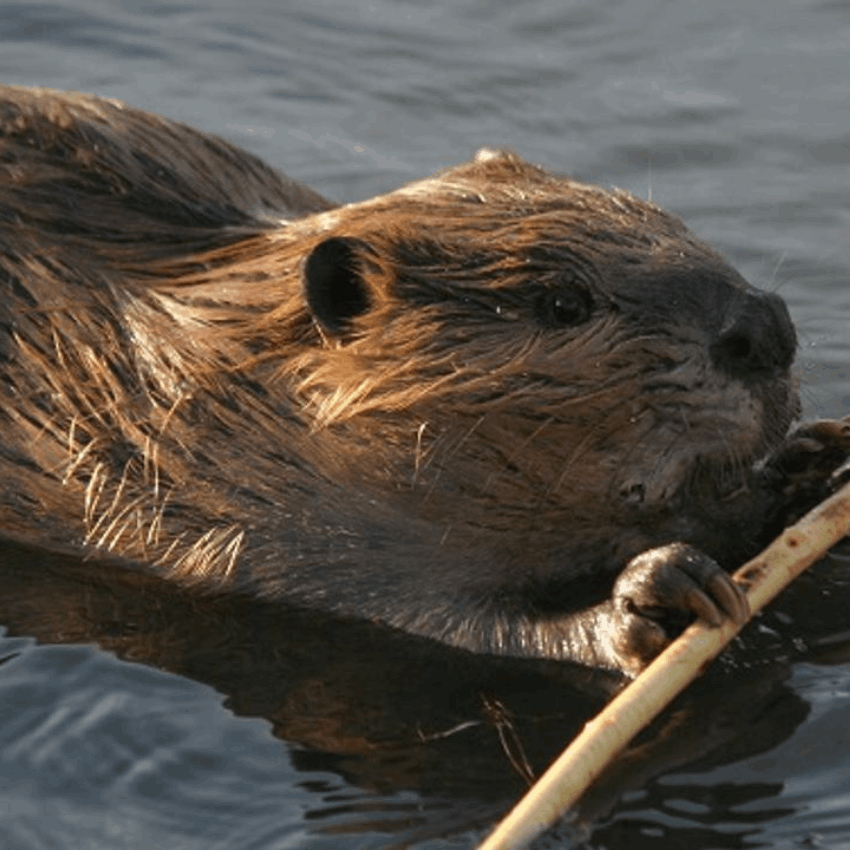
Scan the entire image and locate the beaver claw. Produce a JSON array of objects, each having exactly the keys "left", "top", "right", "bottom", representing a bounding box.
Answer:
[
  {"left": 765, "top": 418, "right": 850, "bottom": 482},
  {"left": 609, "top": 543, "right": 749, "bottom": 674},
  {"left": 761, "top": 417, "right": 850, "bottom": 525}
]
